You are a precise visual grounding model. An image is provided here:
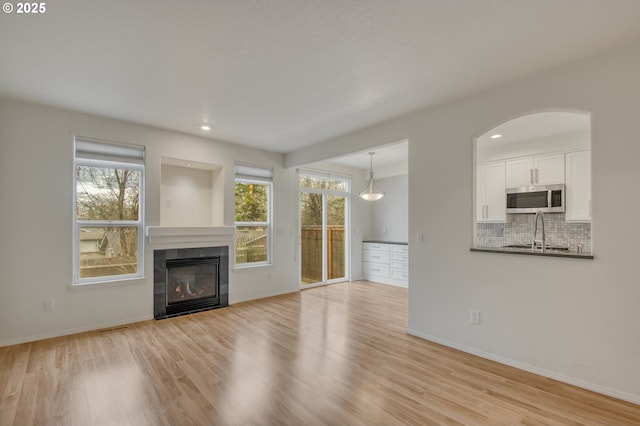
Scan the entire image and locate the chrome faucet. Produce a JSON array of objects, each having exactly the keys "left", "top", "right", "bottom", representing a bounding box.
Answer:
[{"left": 532, "top": 210, "right": 546, "bottom": 252}]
